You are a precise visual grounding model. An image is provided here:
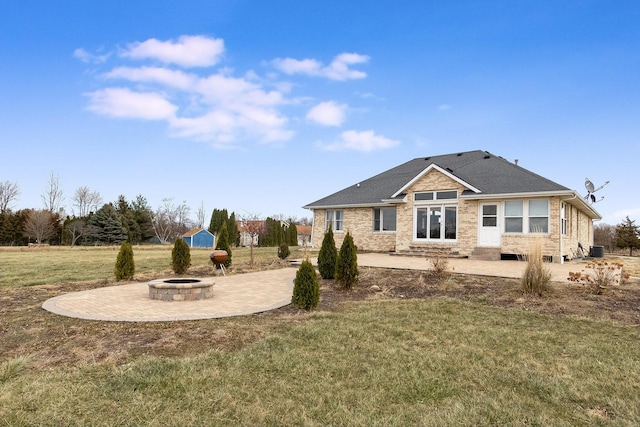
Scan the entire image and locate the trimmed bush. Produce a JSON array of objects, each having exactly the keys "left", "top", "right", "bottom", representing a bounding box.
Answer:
[
  {"left": 216, "top": 221, "right": 233, "bottom": 267},
  {"left": 171, "top": 238, "right": 191, "bottom": 275},
  {"left": 114, "top": 241, "right": 135, "bottom": 281},
  {"left": 291, "top": 259, "right": 319, "bottom": 310},
  {"left": 278, "top": 242, "right": 290, "bottom": 260},
  {"left": 318, "top": 227, "right": 337, "bottom": 279},
  {"left": 335, "top": 231, "right": 359, "bottom": 290}
]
